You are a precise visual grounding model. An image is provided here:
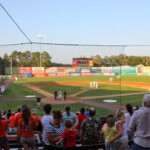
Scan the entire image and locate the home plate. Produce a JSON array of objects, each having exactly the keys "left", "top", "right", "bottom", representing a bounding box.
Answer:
[
  {"left": 103, "top": 100, "right": 117, "bottom": 103},
  {"left": 25, "top": 95, "right": 36, "bottom": 98}
]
